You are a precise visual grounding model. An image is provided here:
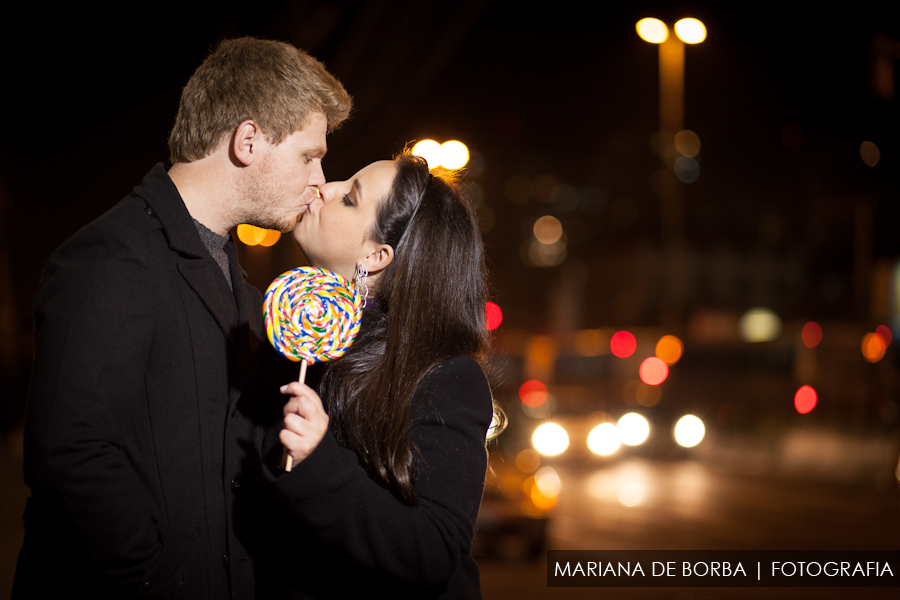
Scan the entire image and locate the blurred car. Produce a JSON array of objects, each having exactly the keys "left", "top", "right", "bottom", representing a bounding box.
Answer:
[{"left": 473, "top": 448, "right": 553, "bottom": 561}]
